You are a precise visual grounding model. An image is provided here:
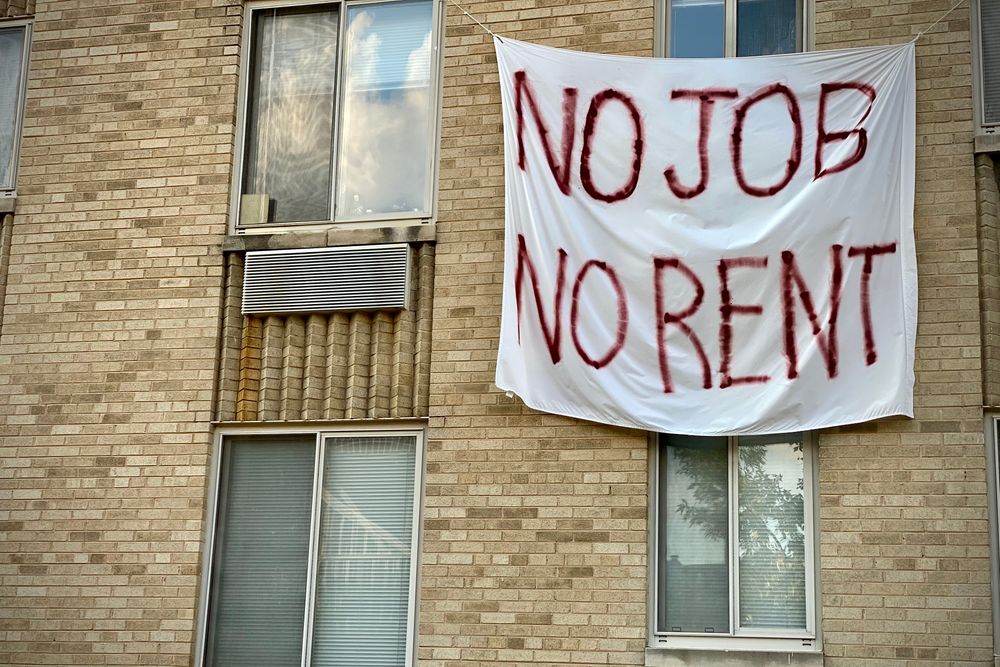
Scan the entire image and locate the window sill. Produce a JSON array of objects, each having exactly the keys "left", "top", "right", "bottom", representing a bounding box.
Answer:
[
  {"left": 0, "top": 196, "right": 14, "bottom": 214},
  {"left": 646, "top": 648, "right": 823, "bottom": 667},
  {"left": 975, "top": 134, "right": 1000, "bottom": 154},
  {"left": 222, "top": 222, "right": 436, "bottom": 253}
]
